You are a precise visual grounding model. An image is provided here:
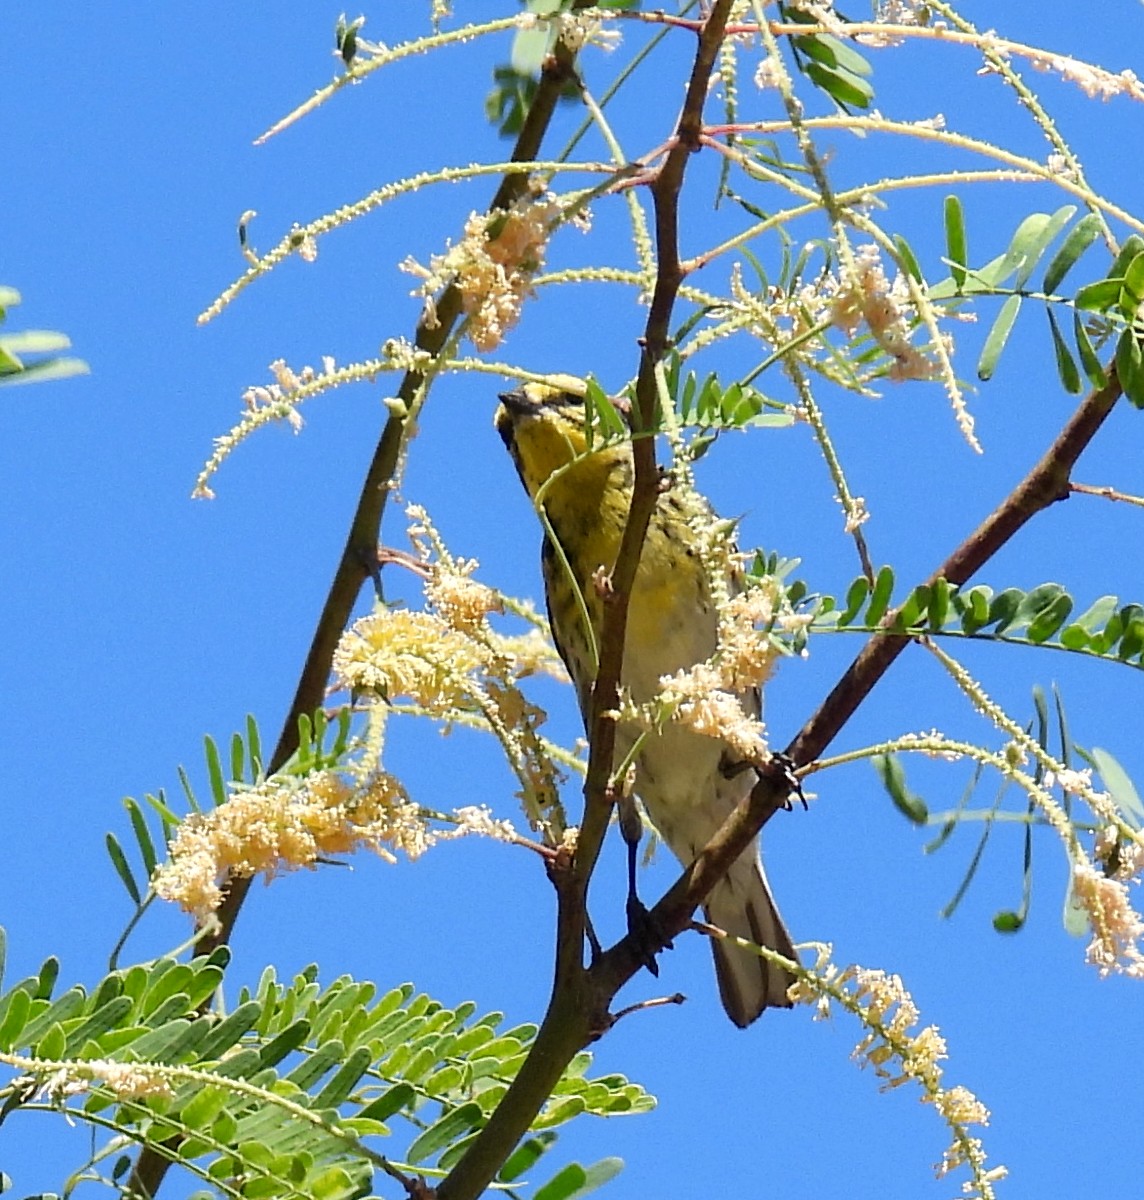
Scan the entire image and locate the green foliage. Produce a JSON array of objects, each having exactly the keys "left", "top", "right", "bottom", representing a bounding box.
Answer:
[
  {"left": 778, "top": 3, "right": 874, "bottom": 110},
  {"left": 873, "top": 687, "right": 1077, "bottom": 933},
  {"left": 0, "top": 950, "right": 653, "bottom": 1199},
  {"left": 929, "top": 206, "right": 1128, "bottom": 394},
  {"left": 811, "top": 569, "right": 1144, "bottom": 669},
  {"left": 0, "top": 286, "right": 88, "bottom": 389}
]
